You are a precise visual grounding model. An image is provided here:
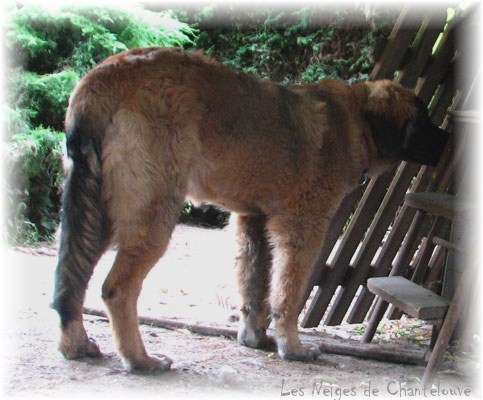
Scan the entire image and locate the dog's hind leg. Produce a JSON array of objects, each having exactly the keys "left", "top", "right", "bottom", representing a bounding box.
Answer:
[
  {"left": 235, "top": 214, "right": 274, "bottom": 350},
  {"left": 102, "top": 238, "right": 173, "bottom": 372},
  {"left": 101, "top": 197, "right": 182, "bottom": 373},
  {"left": 99, "top": 110, "right": 193, "bottom": 372},
  {"left": 53, "top": 122, "right": 109, "bottom": 360}
]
